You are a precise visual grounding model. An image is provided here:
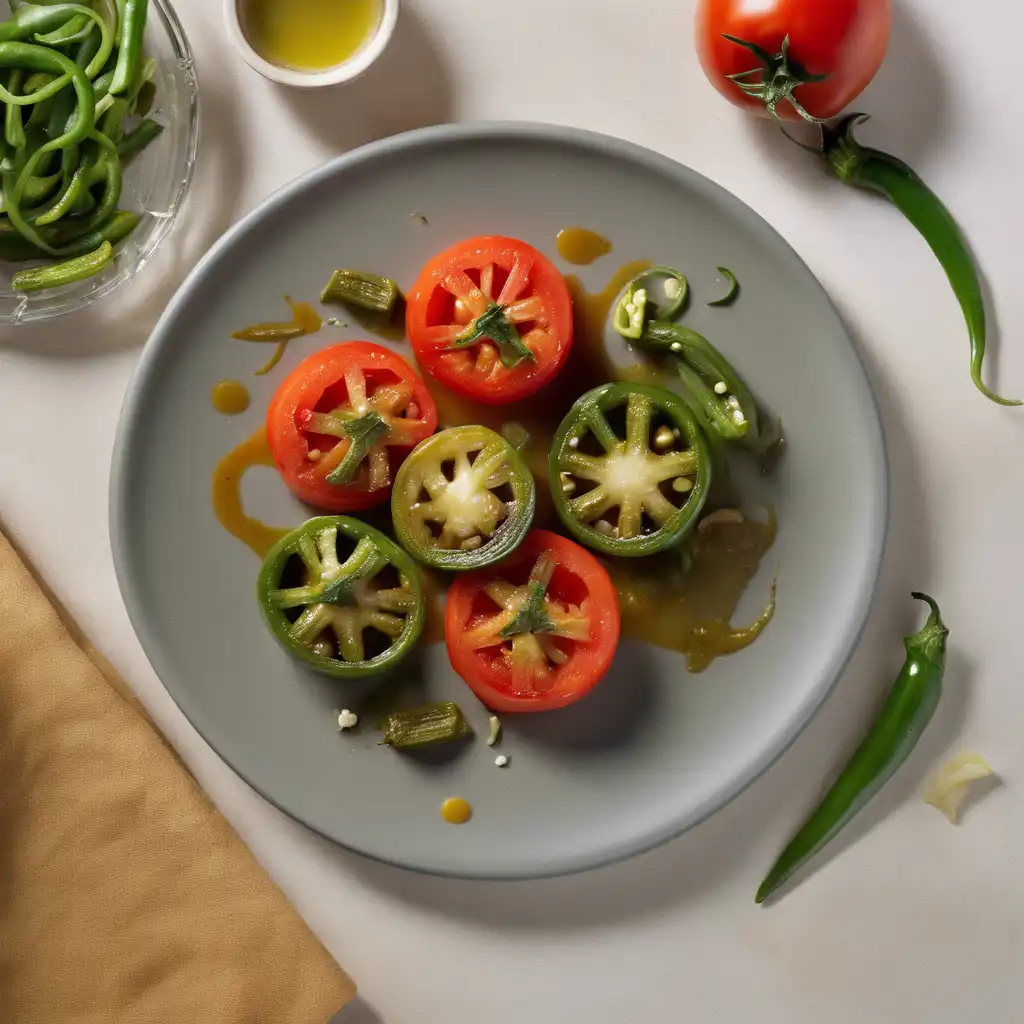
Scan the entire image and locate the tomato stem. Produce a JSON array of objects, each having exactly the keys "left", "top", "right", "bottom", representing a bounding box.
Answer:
[
  {"left": 449, "top": 303, "right": 535, "bottom": 369},
  {"left": 723, "top": 33, "right": 828, "bottom": 140}
]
